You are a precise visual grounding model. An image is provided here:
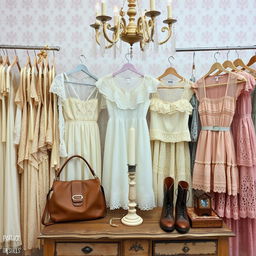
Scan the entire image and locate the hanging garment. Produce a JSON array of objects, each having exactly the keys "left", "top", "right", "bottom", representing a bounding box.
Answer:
[
  {"left": 0, "top": 65, "right": 4, "bottom": 248},
  {"left": 0, "top": 66, "right": 21, "bottom": 249},
  {"left": 192, "top": 73, "right": 245, "bottom": 195},
  {"left": 150, "top": 79, "right": 193, "bottom": 206},
  {"left": 50, "top": 73, "right": 101, "bottom": 180},
  {"left": 213, "top": 72, "right": 256, "bottom": 256},
  {"left": 96, "top": 74, "right": 159, "bottom": 210},
  {"left": 189, "top": 94, "right": 200, "bottom": 171},
  {"left": 252, "top": 87, "right": 256, "bottom": 131}
]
